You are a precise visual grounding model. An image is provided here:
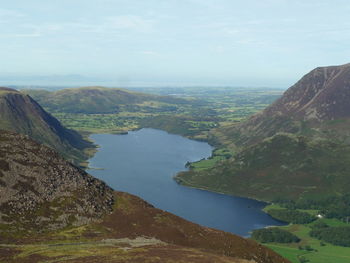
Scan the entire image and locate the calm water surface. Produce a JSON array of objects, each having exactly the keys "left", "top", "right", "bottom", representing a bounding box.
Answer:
[{"left": 89, "top": 128, "right": 284, "bottom": 237}]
